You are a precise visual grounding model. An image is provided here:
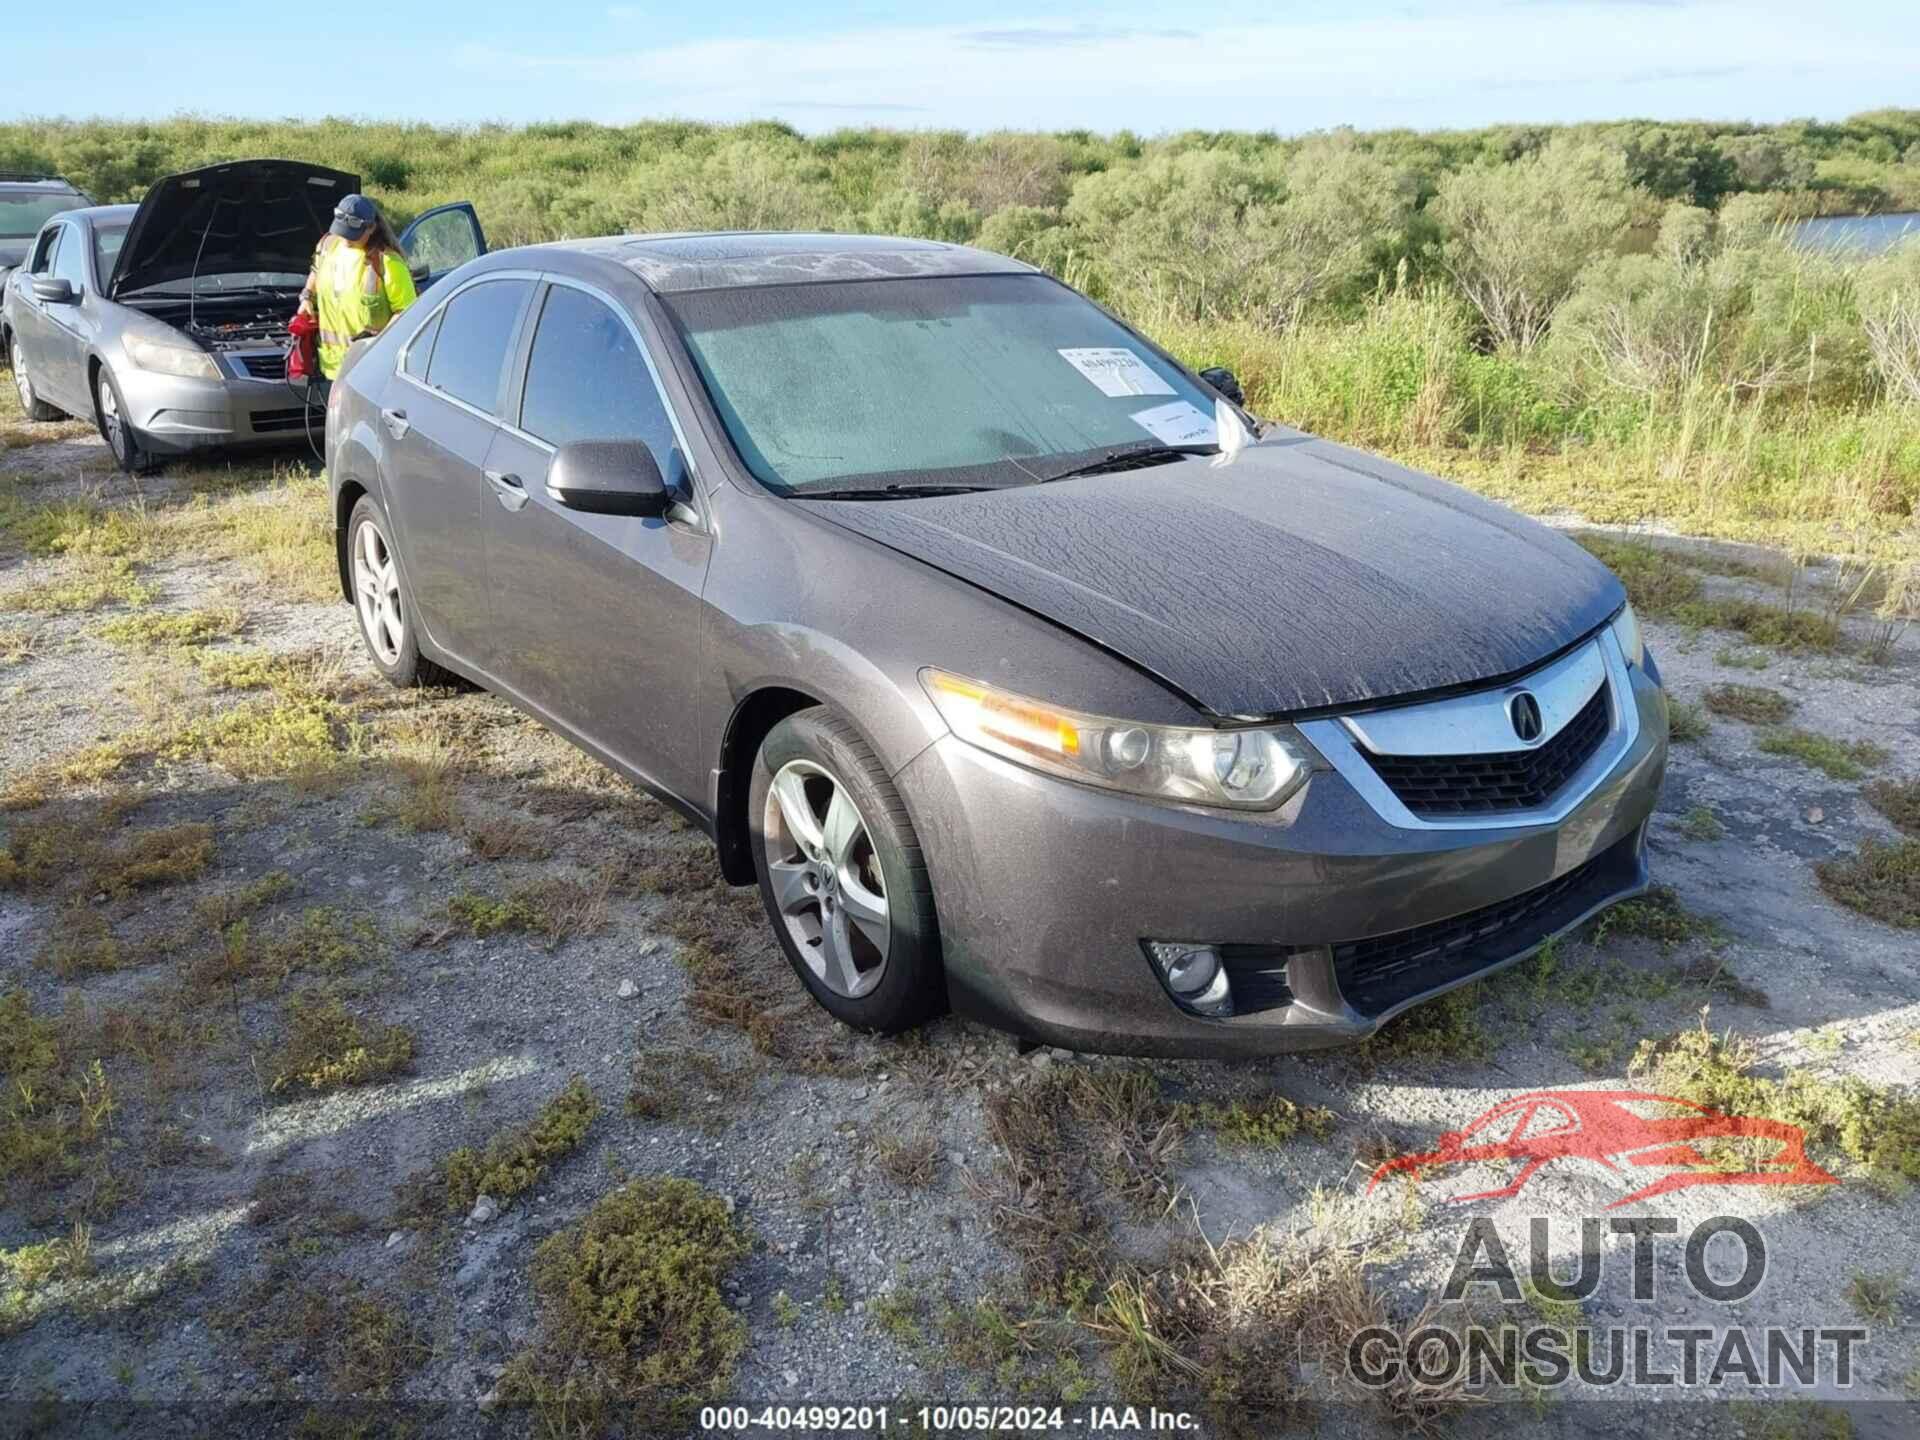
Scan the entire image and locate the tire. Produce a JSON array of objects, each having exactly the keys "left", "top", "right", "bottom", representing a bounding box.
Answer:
[
  {"left": 346, "top": 494, "right": 451, "bottom": 689},
  {"left": 749, "top": 708, "right": 945, "bottom": 1034},
  {"left": 10, "top": 334, "right": 65, "bottom": 421},
  {"left": 93, "top": 365, "right": 157, "bottom": 474}
]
